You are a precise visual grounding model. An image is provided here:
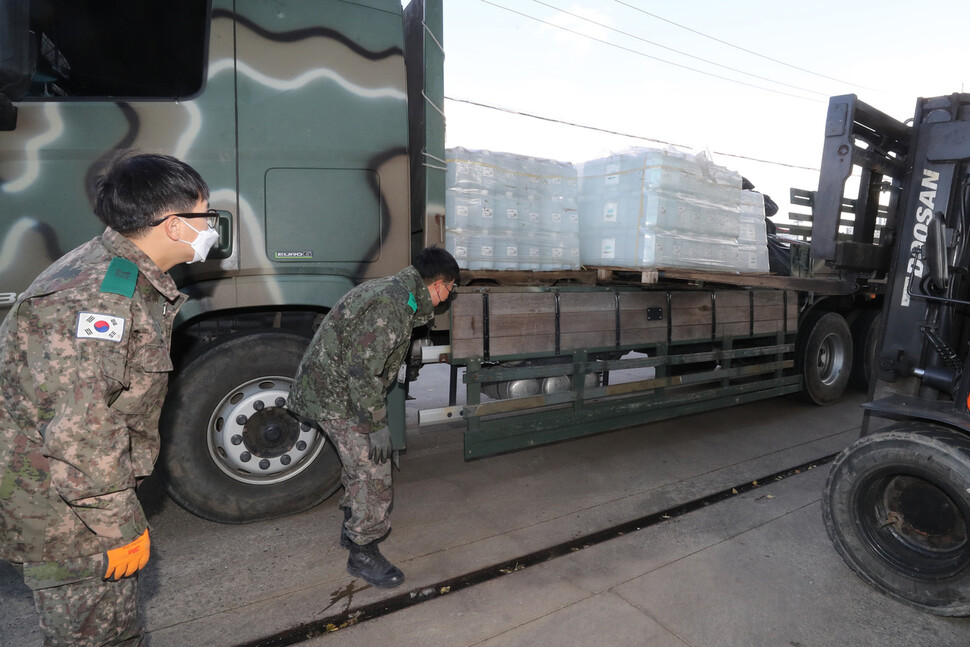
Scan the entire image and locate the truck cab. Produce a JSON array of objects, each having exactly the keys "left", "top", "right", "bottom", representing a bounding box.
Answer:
[{"left": 0, "top": 0, "right": 444, "bottom": 522}]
